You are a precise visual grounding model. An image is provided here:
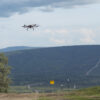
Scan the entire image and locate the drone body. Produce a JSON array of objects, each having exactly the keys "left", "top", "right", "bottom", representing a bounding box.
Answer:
[{"left": 22, "top": 24, "right": 39, "bottom": 31}]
